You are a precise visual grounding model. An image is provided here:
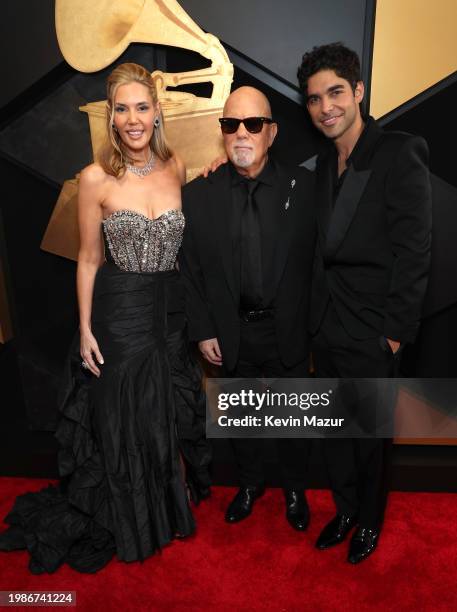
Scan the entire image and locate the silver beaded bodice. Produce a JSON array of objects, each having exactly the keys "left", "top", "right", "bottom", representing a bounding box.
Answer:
[{"left": 102, "top": 209, "right": 185, "bottom": 273}]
